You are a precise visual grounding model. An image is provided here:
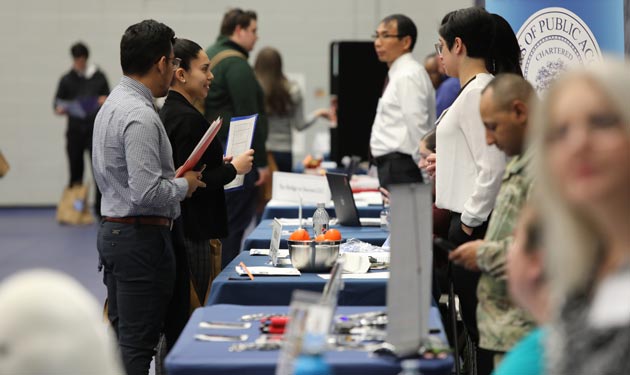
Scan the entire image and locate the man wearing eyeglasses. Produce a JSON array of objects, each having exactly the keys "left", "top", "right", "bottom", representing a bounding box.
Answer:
[
  {"left": 92, "top": 20, "right": 205, "bottom": 375},
  {"left": 370, "top": 14, "right": 436, "bottom": 188}
]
